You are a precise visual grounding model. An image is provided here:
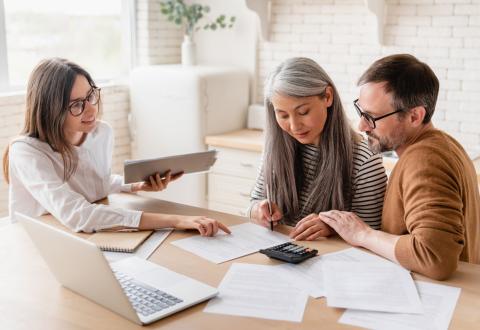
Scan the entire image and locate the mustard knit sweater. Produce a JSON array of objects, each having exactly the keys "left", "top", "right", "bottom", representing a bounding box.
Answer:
[{"left": 382, "top": 128, "right": 480, "bottom": 280}]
